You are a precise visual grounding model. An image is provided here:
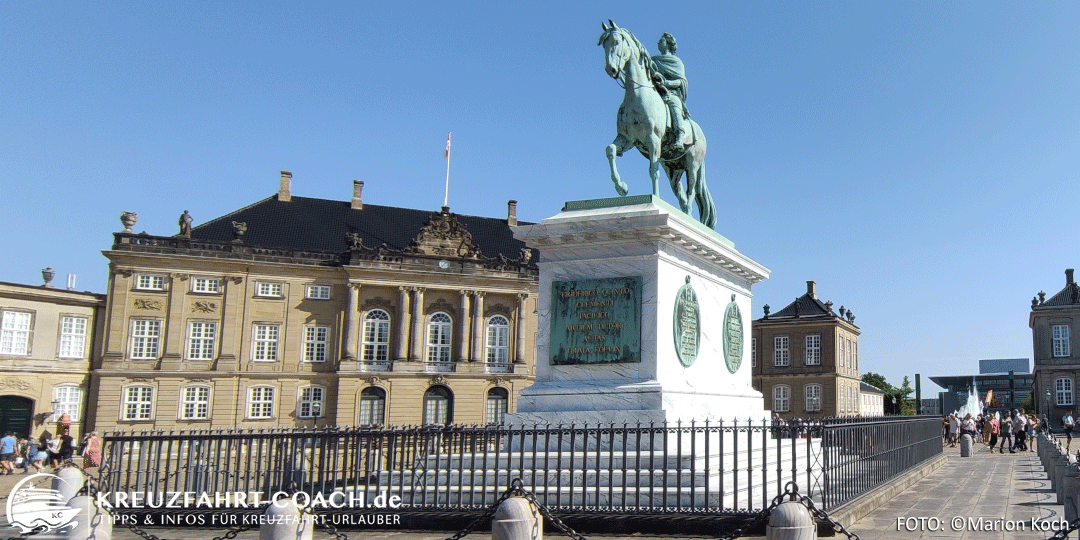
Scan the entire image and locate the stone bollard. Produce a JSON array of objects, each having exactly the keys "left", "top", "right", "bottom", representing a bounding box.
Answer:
[
  {"left": 766, "top": 500, "right": 817, "bottom": 540},
  {"left": 1064, "top": 458, "right": 1080, "bottom": 523},
  {"left": 53, "top": 466, "right": 85, "bottom": 502},
  {"left": 960, "top": 434, "right": 973, "bottom": 457},
  {"left": 66, "top": 494, "right": 113, "bottom": 540},
  {"left": 1056, "top": 453, "right": 1070, "bottom": 505},
  {"left": 492, "top": 496, "right": 542, "bottom": 540},
  {"left": 259, "top": 500, "right": 313, "bottom": 540}
]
